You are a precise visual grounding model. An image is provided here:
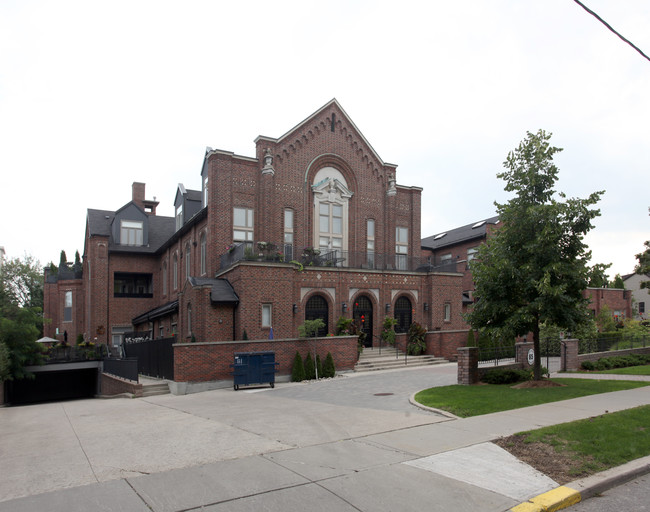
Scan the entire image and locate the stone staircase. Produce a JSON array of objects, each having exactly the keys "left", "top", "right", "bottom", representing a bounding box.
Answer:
[
  {"left": 140, "top": 380, "right": 171, "bottom": 397},
  {"left": 355, "top": 348, "right": 449, "bottom": 372}
]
